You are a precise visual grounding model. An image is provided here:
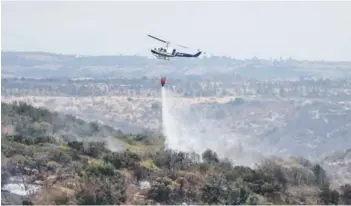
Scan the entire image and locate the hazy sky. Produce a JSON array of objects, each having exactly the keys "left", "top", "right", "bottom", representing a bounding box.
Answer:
[{"left": 2, "top": 1, "right": 351, "bottom": 61}]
